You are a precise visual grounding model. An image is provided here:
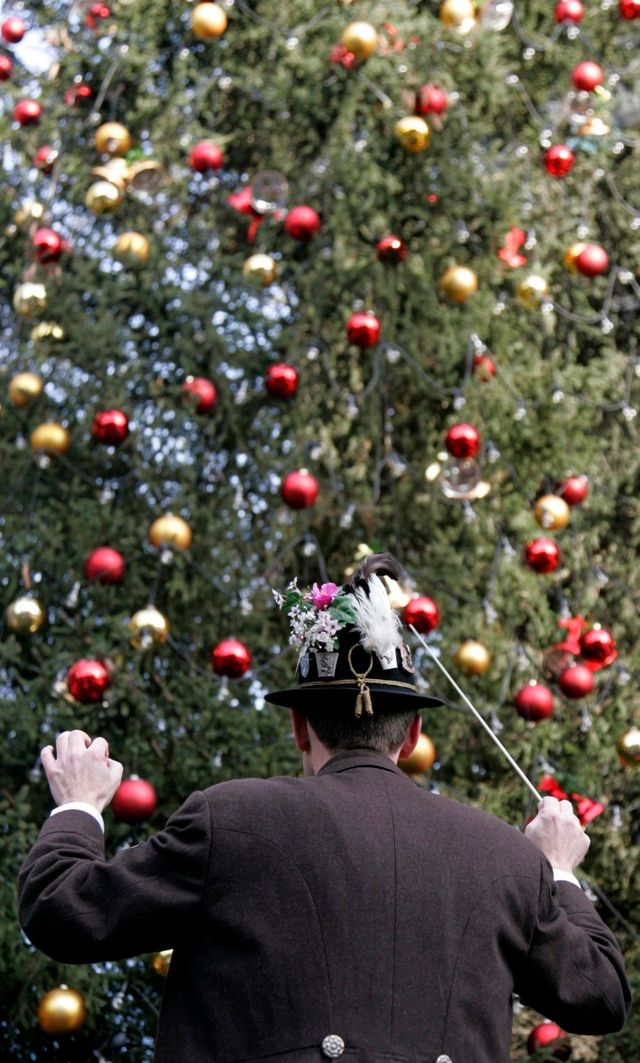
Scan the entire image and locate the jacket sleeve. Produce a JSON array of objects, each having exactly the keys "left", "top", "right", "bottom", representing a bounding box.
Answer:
[
  {"left": 514, "top": 858, "right": 632, "bottom": 1034},
  {"left": 17, "top": 790, "right": 210, "bottom": 963}
]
